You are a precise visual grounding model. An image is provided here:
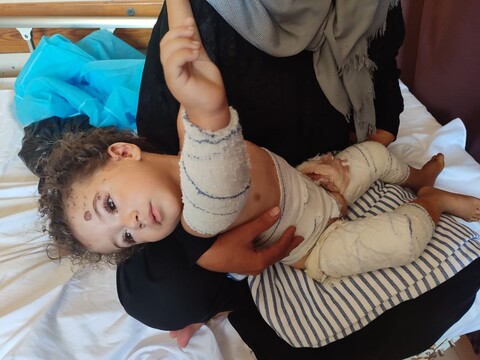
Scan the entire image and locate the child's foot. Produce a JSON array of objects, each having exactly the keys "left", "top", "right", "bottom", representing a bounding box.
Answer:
[
  {"left": 417, "top": 186, "right": 480, "bottom": 222},
  {"left": 169, "top": 322, "right": 204, "bottom": 348},
  {"left": 406, "top": 154, "right": 445, "bottom": 192},
  {"left": 421, "top": 153, "right": 445, "bottom": 183}
]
